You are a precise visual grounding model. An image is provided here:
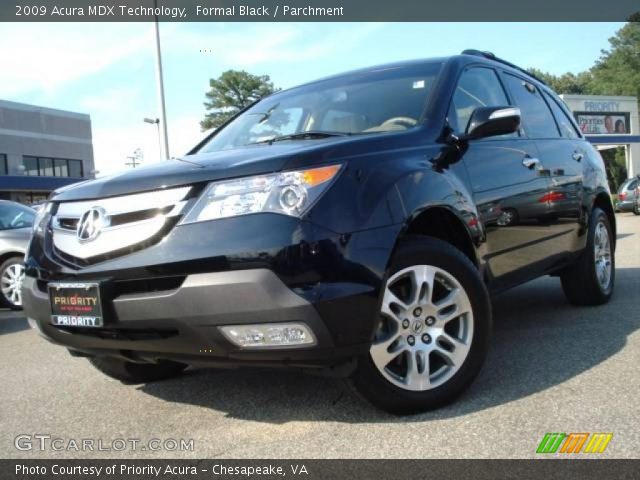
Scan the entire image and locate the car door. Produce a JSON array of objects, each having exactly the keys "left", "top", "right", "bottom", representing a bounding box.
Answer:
[
  {"left": 502, "top": 74, "right": 584, "bottom": 256},
  {"left": 449, "top": 67, "right": 553, "bottom": 287}
]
